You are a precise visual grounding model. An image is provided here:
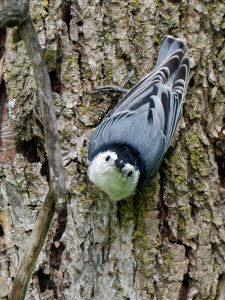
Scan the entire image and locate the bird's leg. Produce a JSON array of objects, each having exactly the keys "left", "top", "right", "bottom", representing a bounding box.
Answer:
[
  {"left": 91, "top": 85, "right": 129, "bottom": 94},
  {"left": 91, "top": 69, "right": 134, "bottom": 94}
]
